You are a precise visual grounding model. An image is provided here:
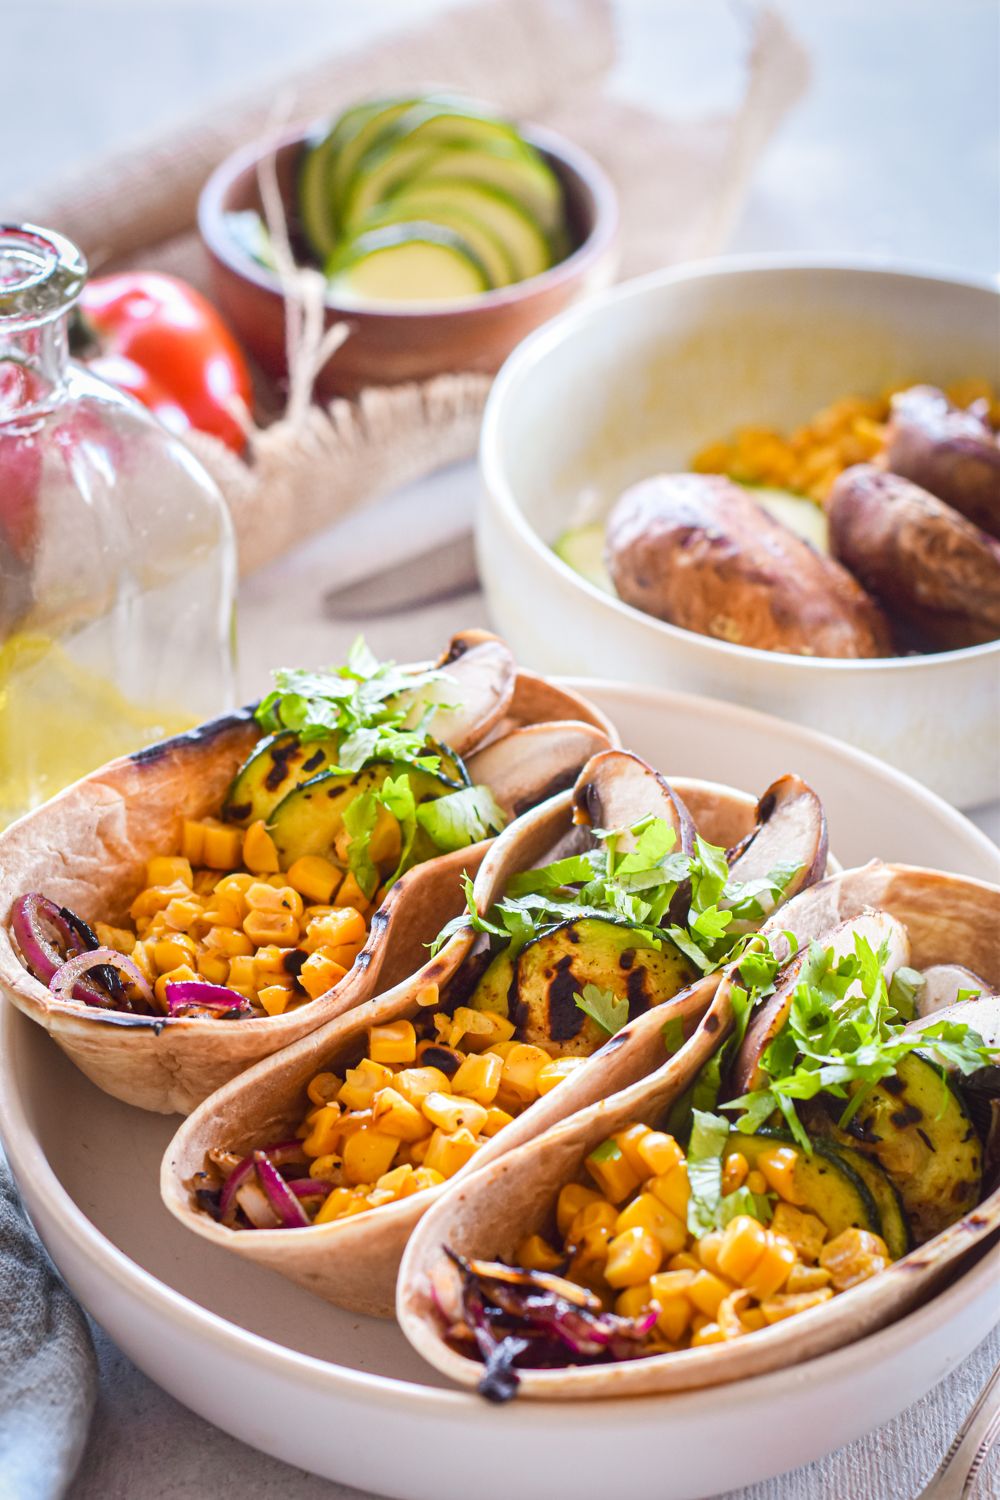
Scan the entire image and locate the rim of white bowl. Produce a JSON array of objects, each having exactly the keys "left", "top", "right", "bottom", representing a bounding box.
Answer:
[
  {"left": 480, "top": 252, "right": 1000, "bottom": 674},
  {"left": 1, "top": 992, "right": 998, "bottom": 1422}
]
